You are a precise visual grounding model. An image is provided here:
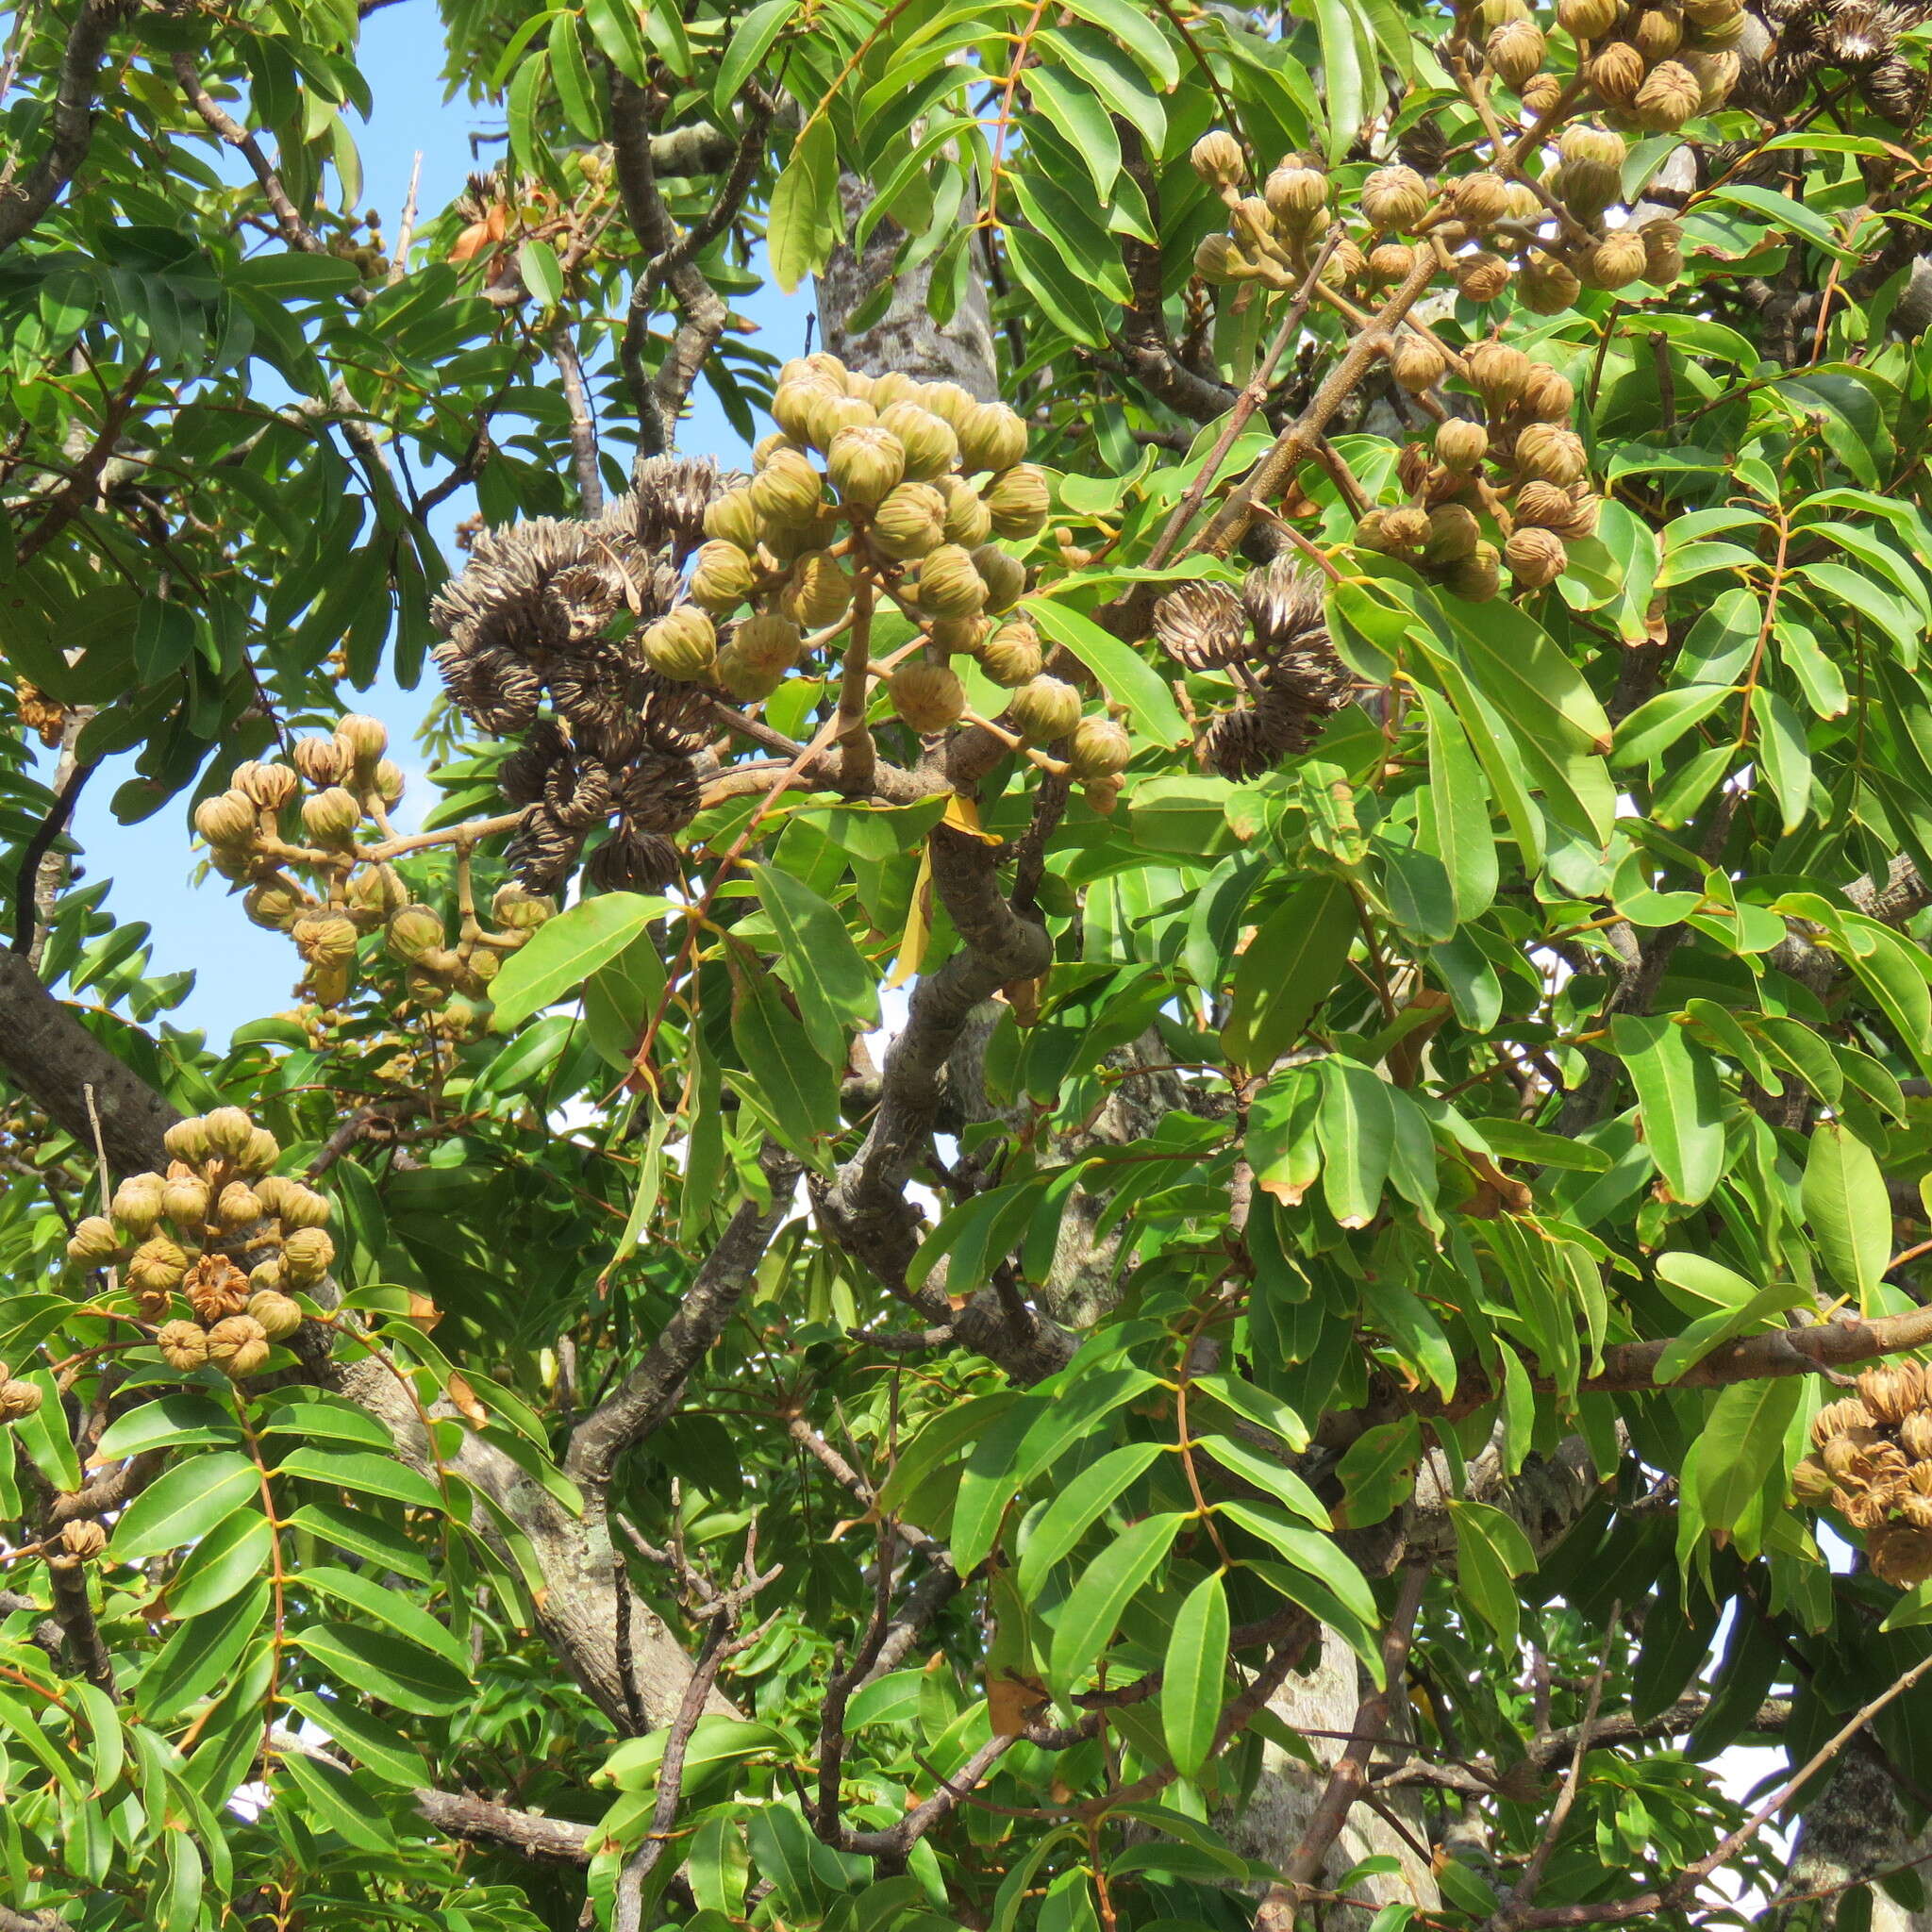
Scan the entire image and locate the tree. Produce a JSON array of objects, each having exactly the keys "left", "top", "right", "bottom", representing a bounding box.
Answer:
[{"left": 7, "top": 0, "right": 1932, "bottom": 1924}]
